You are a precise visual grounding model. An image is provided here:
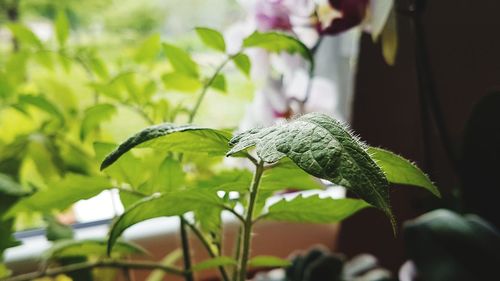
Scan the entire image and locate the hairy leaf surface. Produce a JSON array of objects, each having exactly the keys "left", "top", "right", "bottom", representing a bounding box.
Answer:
[
  {"left": 368, "top": 147, "right": 440, "bottom": 197},
  {"left": 101, "top": 124, "right": 231, "bottom": 170},
  {"left": 227, "top": 113, "right": 393, "bottom": 223},
  {"left": 262, "top": 195, "right": 370, "bottom": 223}
]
